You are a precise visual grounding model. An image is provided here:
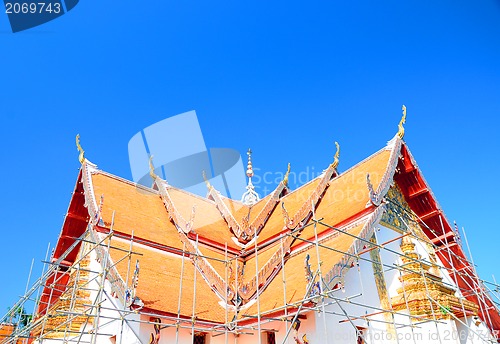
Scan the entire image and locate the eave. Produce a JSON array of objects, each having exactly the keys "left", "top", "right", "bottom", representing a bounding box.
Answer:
[{"left": 393, "top": 142, "right": 500, "bottom": 336}]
